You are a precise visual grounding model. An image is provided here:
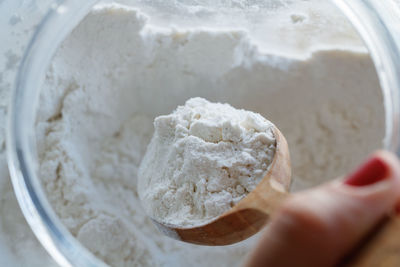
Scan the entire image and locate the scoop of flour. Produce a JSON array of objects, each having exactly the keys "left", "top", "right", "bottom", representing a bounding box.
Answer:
[{"left": 138, "top": 97, "right": 276, "bottom": 226}]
